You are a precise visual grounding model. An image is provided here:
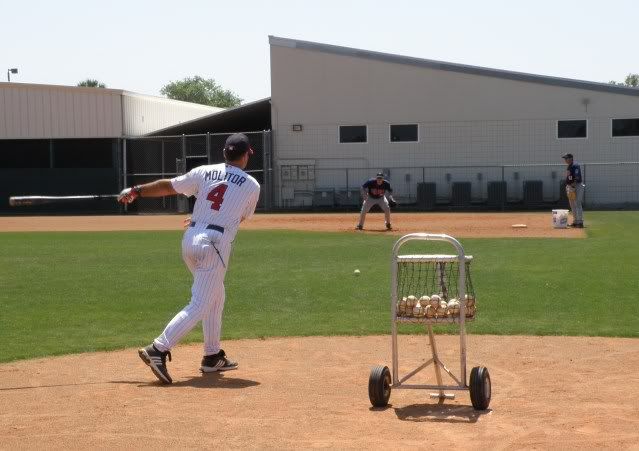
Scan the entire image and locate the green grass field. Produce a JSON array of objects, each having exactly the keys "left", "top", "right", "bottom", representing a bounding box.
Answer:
[{"left": 1, "top": 211, "right": 637, "bottom": 363}]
